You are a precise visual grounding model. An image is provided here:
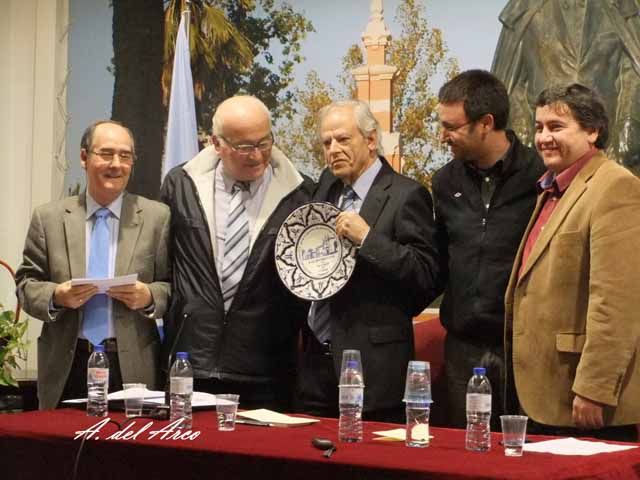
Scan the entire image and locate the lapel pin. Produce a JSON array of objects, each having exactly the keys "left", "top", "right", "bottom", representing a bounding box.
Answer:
[{"left": 454, "top": 192, "right": 462, "bottom": 198}]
